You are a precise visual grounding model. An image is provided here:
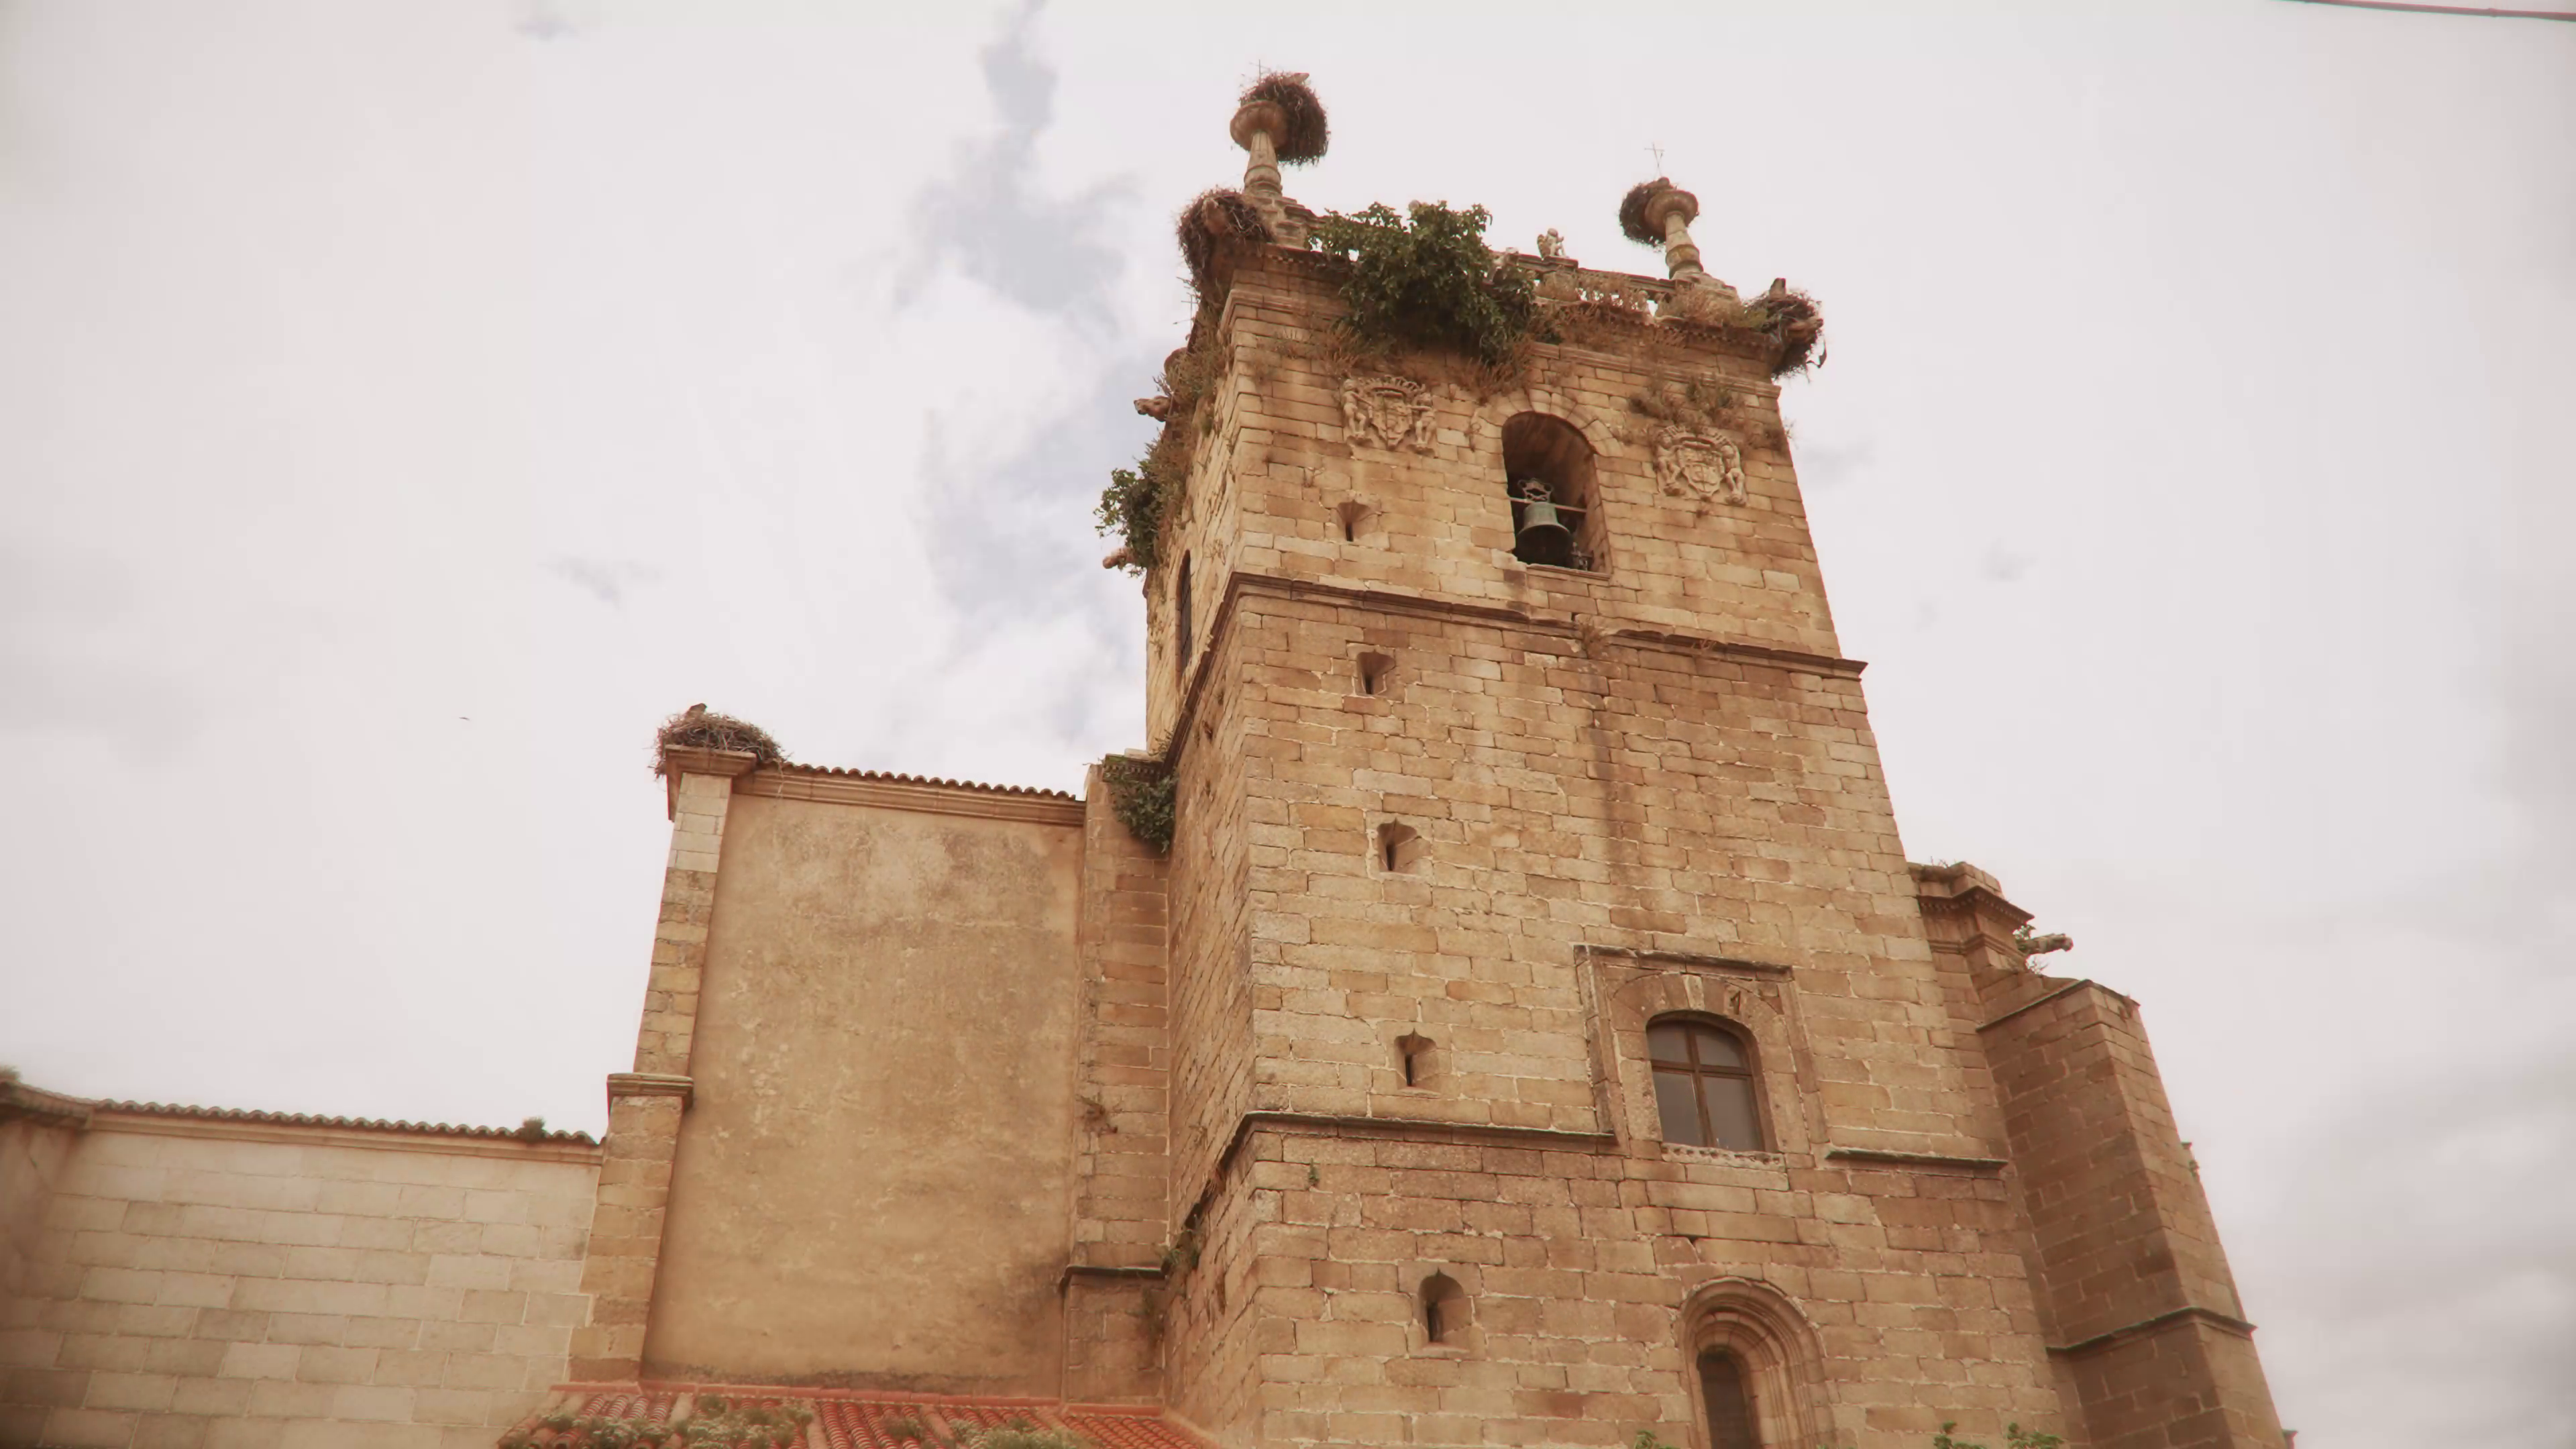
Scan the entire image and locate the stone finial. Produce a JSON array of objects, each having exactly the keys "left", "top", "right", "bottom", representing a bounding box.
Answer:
[
  {"left": 1618, "top": 177, "right": 1708, "bottom": 282},
  {"left": 1230, "top": 72, "right": 1326, "bottom": 248}
]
